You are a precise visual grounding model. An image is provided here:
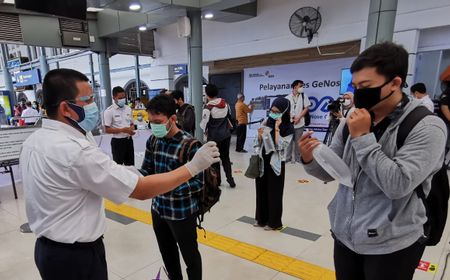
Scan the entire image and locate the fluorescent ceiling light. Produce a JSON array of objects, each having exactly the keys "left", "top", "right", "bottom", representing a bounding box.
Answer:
[
  {"left": 87, "top": 7, "right": 104, "bottom": 12},
  {"left": 139, "top": 26, "right": 147, "bottom": 31},
  {"left": 204, "top": 12, "right": 214, "bottom": 19},
  {"left": 129, "top": 3, "right": 141, "bottom": 11}
]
